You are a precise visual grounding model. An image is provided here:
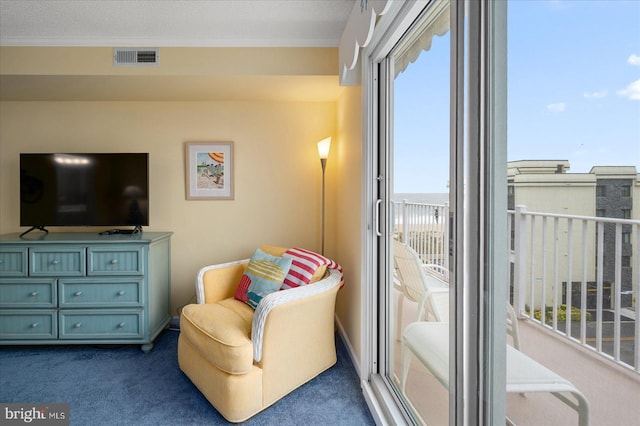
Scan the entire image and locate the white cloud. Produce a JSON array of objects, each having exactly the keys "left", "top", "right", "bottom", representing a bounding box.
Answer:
[
  {"left": 547, "top": 102, "right": 567, "bottom": 112},
  {"left": 617, "top": 79, "right": 640, "bottom": 100},
  {"left": 628, "top": 54, "right": 640, "bottom": 66},
  {"left": 583, "top": 90, "right": 608, "bottom": 99}
]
